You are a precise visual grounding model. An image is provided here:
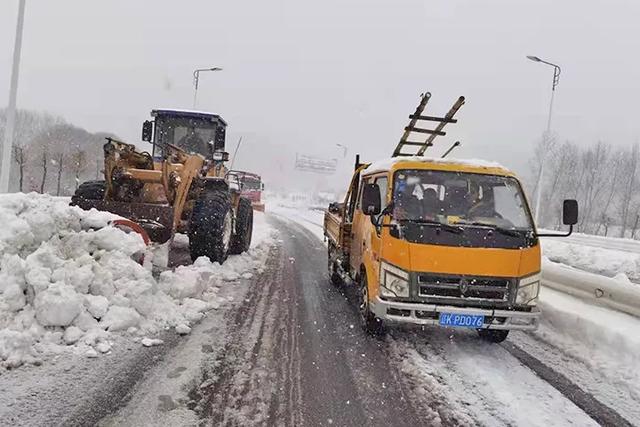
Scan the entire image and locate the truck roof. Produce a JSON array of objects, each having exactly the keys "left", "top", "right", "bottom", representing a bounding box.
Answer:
[
  {"left": 151, "top": 108, "right": 228, "bottom": 126},
  {"left": 364, "top": 156, "right": 514, "bottom": 177},
  {"left": 229, "top": 170, "right": 262, "bottom": 180}
]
